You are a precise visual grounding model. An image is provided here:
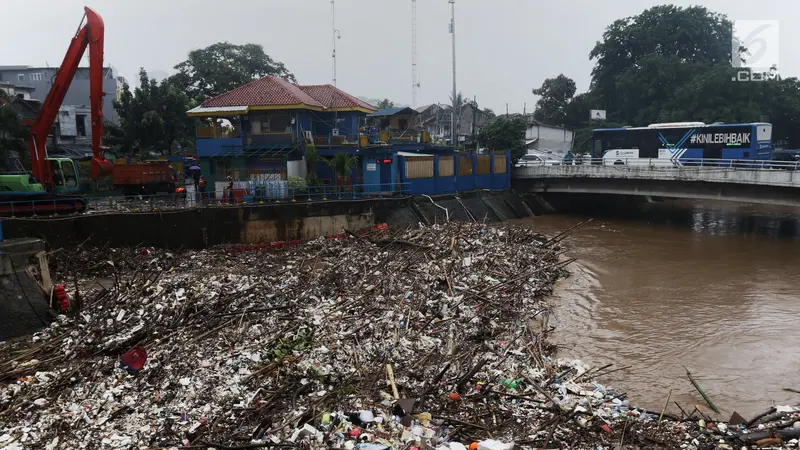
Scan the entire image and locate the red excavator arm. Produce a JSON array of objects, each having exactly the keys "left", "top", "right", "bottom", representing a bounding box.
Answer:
[{"left": 28, "top": 6, "right": 113, "bottom": 190}]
